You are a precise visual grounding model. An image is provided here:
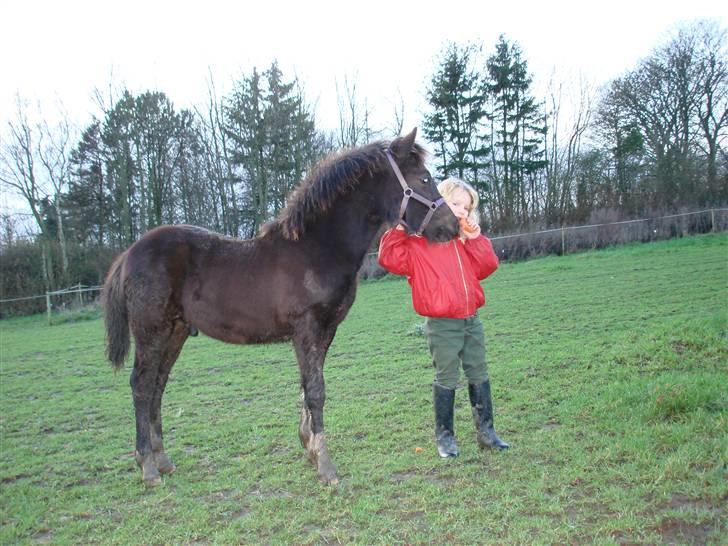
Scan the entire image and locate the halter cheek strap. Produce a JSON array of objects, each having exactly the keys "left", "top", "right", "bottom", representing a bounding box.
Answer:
[{"left": 385, "top": 149, "right": 445, "bottom": 236}]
